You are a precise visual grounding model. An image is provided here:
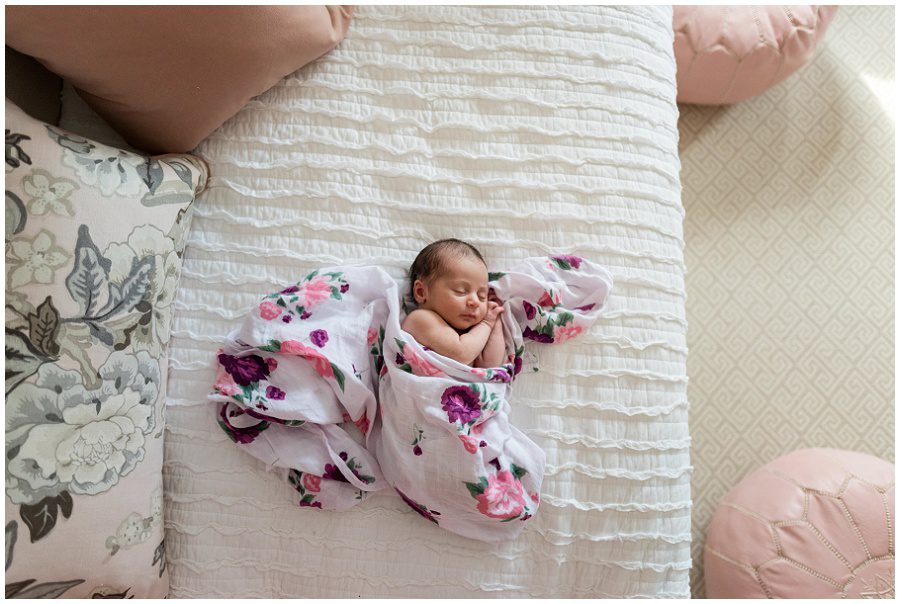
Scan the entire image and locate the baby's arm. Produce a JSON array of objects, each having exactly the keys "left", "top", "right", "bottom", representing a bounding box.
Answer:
[
  {"left": 403, "top": 304, "right": 504, "bottom": 365},
  {"left": 474, "top": 318, "right": 506, "bottom": 368}
]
